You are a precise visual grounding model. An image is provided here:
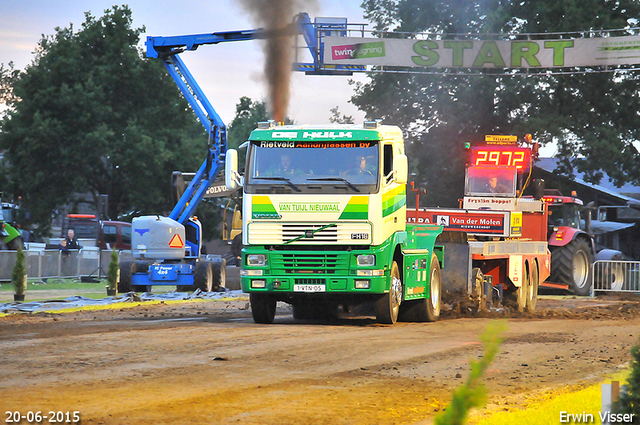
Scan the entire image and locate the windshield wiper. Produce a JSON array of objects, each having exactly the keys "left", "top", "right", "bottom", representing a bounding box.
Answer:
[
  {"left": 307, "top": 177, "right": 360, "bottom": 192},
  {"left": 254, "top": 176, "right": 301, "bottom": 192}
]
